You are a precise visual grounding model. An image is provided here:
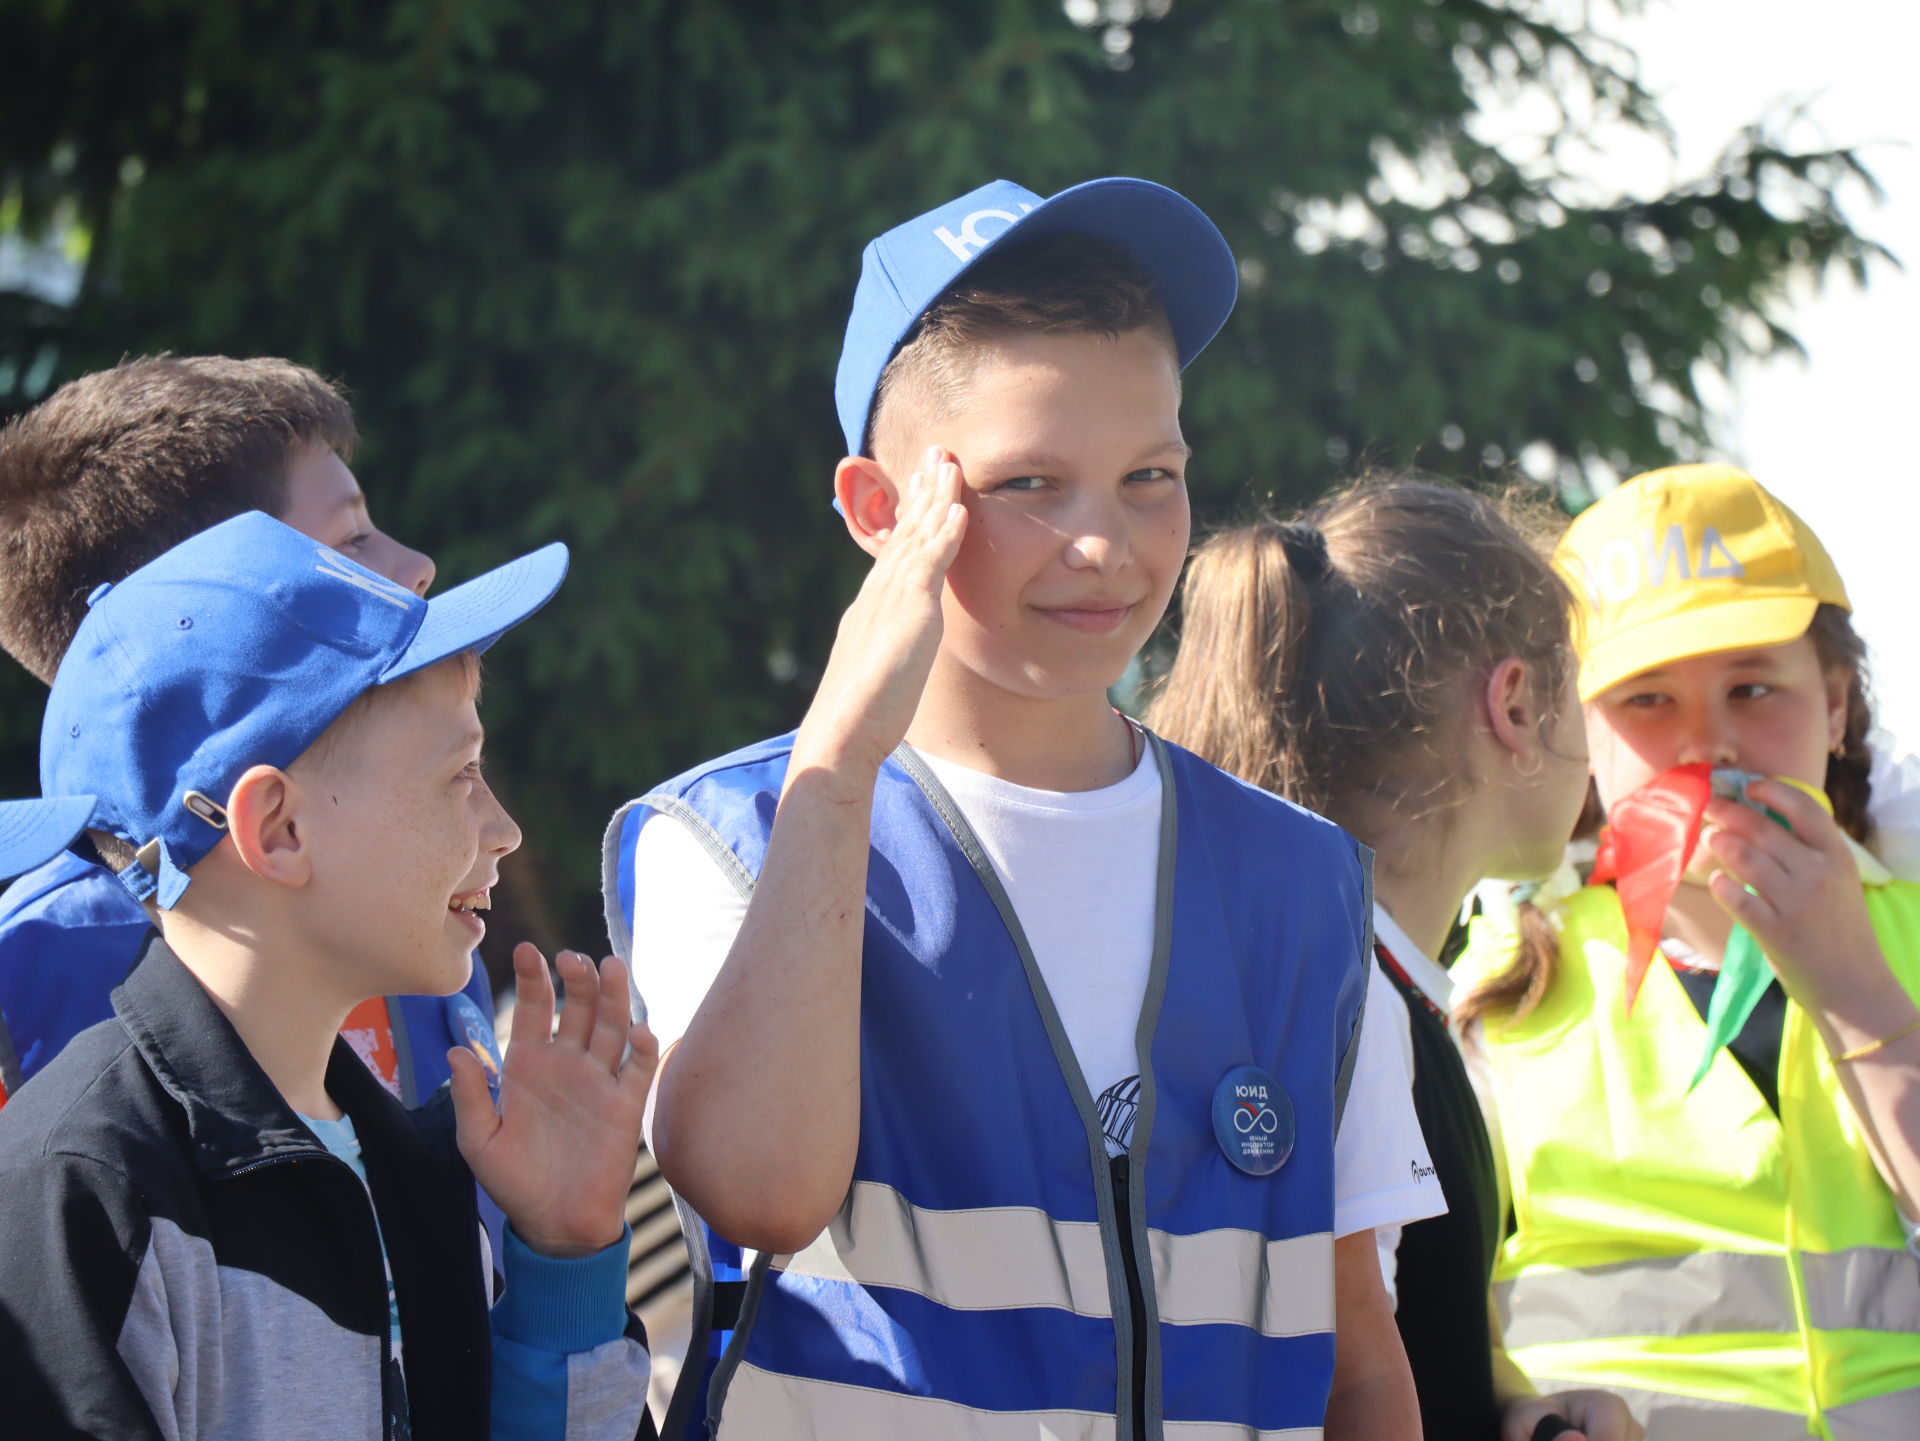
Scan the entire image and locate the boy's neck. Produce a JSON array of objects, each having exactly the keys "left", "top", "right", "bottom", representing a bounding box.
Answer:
[
  {"left": 158, "top": 914, "right": 351, "bottom": 1120},
  {"left": 905, "top": 663, "right": 1137, "bottom": 792}
]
